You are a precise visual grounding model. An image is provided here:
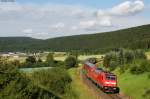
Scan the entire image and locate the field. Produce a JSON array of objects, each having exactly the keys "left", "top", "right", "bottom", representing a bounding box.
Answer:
[
  {"left": 145, "top": 51, "right": 150, "bottom": 60},
  {"left": 68, "top": 67, "right": 98, "bottom": 99},
  {"left": 6, "top": 53, "right": 104, "bottom": 62},
  {"left": 114, "top": 68, "right": 150, "bottom": 99},
  {"left": 54, "top": 54, "right": 104, "bottom": 61}
]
